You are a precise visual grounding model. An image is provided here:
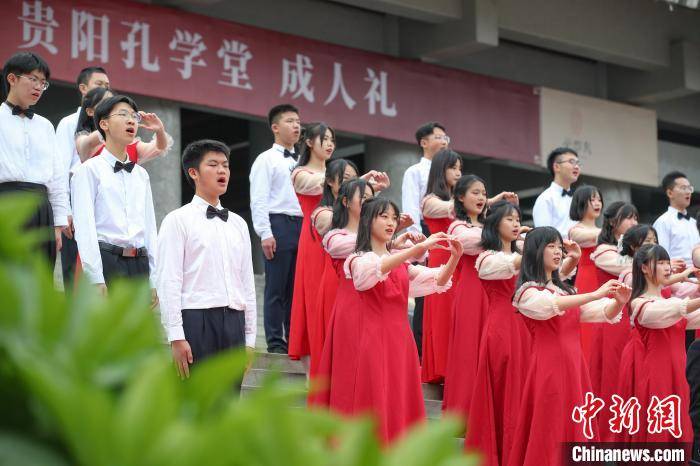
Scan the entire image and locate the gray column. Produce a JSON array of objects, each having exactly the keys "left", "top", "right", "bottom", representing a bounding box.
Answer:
[
  {"left": 135, "top": 96, "right": 182, "bottom": 226},
  {"left": 364, "top": 137, "right": 420, "bottom": 207},
  {"left": 595, "top": 178, "right": 632, "bottom": 205}
]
